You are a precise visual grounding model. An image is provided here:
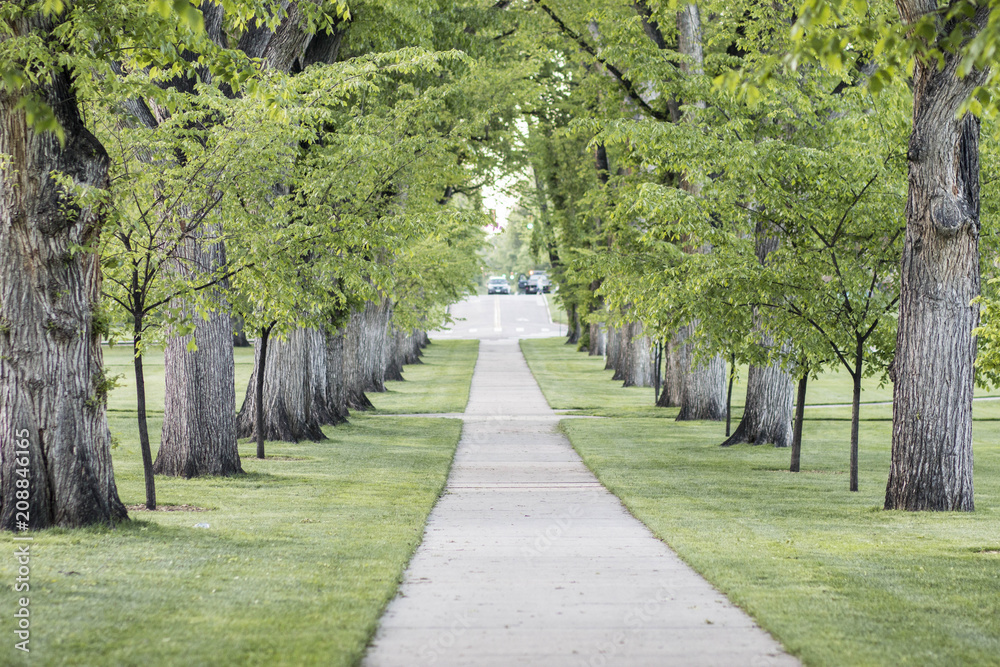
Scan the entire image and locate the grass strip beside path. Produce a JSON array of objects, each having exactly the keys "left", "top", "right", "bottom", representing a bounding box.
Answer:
[
  {"left": 0, "top": 341, "right": 478, "bottom": 666},
  {"left": 521, "top": 338, "right": 1000, "bottom": 667},
  {"left": 369, "top": 339, "right": 479, "bottom": 414}
]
